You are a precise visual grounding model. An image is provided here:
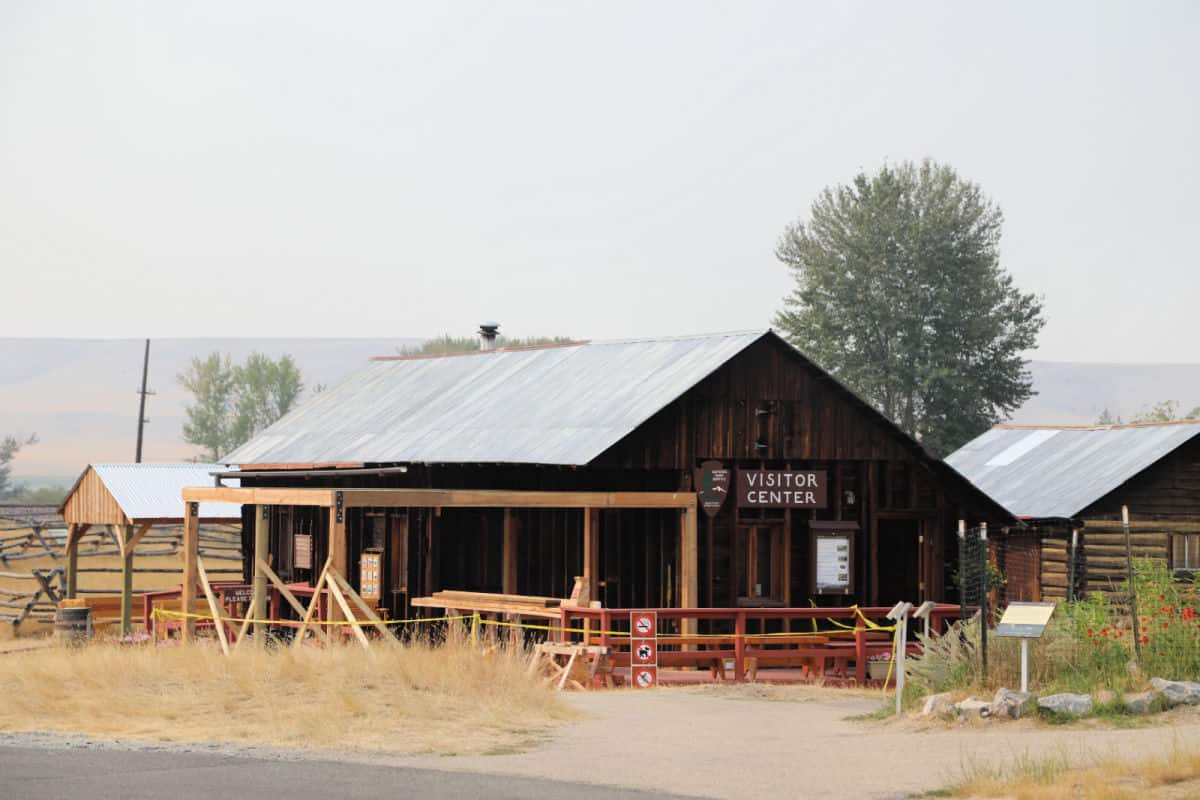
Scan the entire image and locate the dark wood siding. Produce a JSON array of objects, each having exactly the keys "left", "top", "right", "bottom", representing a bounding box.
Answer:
[{"left": 592, "top": 337, "right": 914, "bottom": 469}]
